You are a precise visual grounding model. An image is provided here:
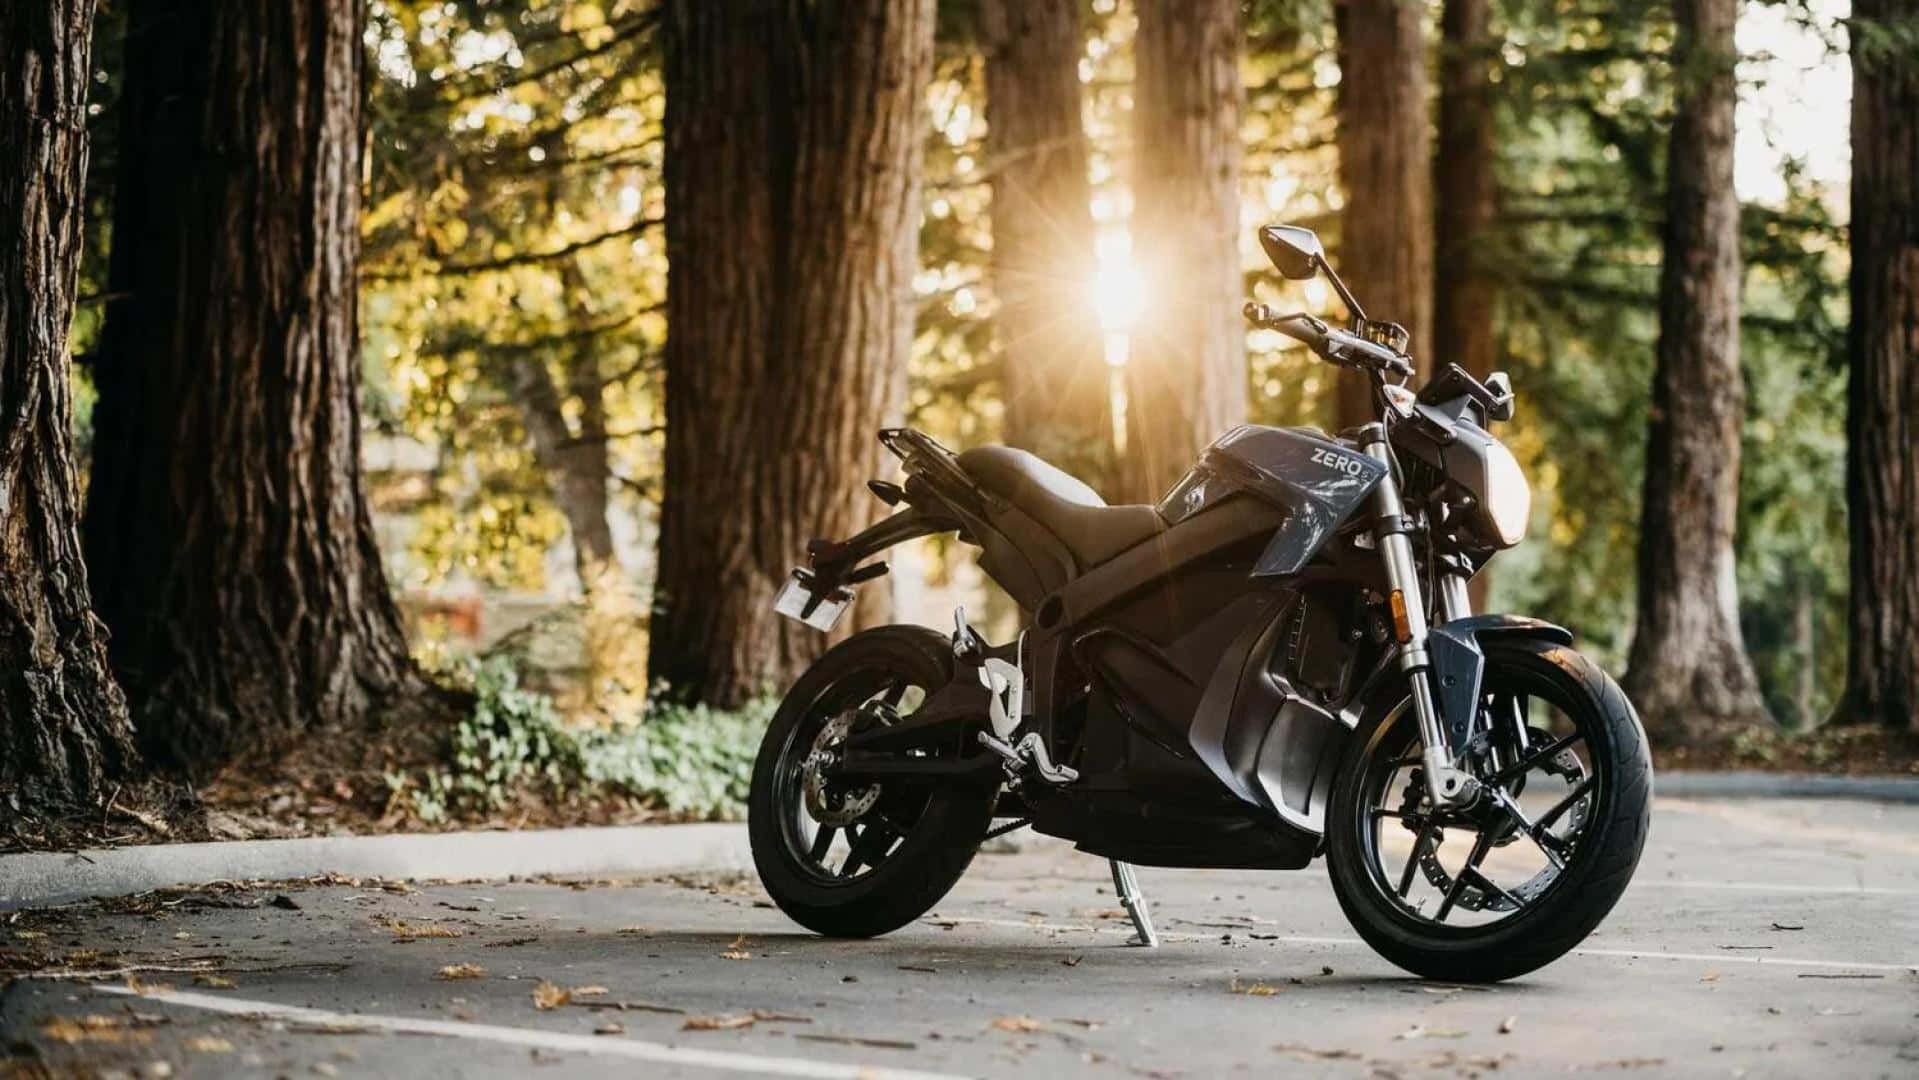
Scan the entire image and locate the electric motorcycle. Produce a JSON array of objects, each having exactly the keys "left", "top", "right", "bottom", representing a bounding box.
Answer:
[{"left": 747, "top": 224, "right": 1651, "bottom": 982}]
